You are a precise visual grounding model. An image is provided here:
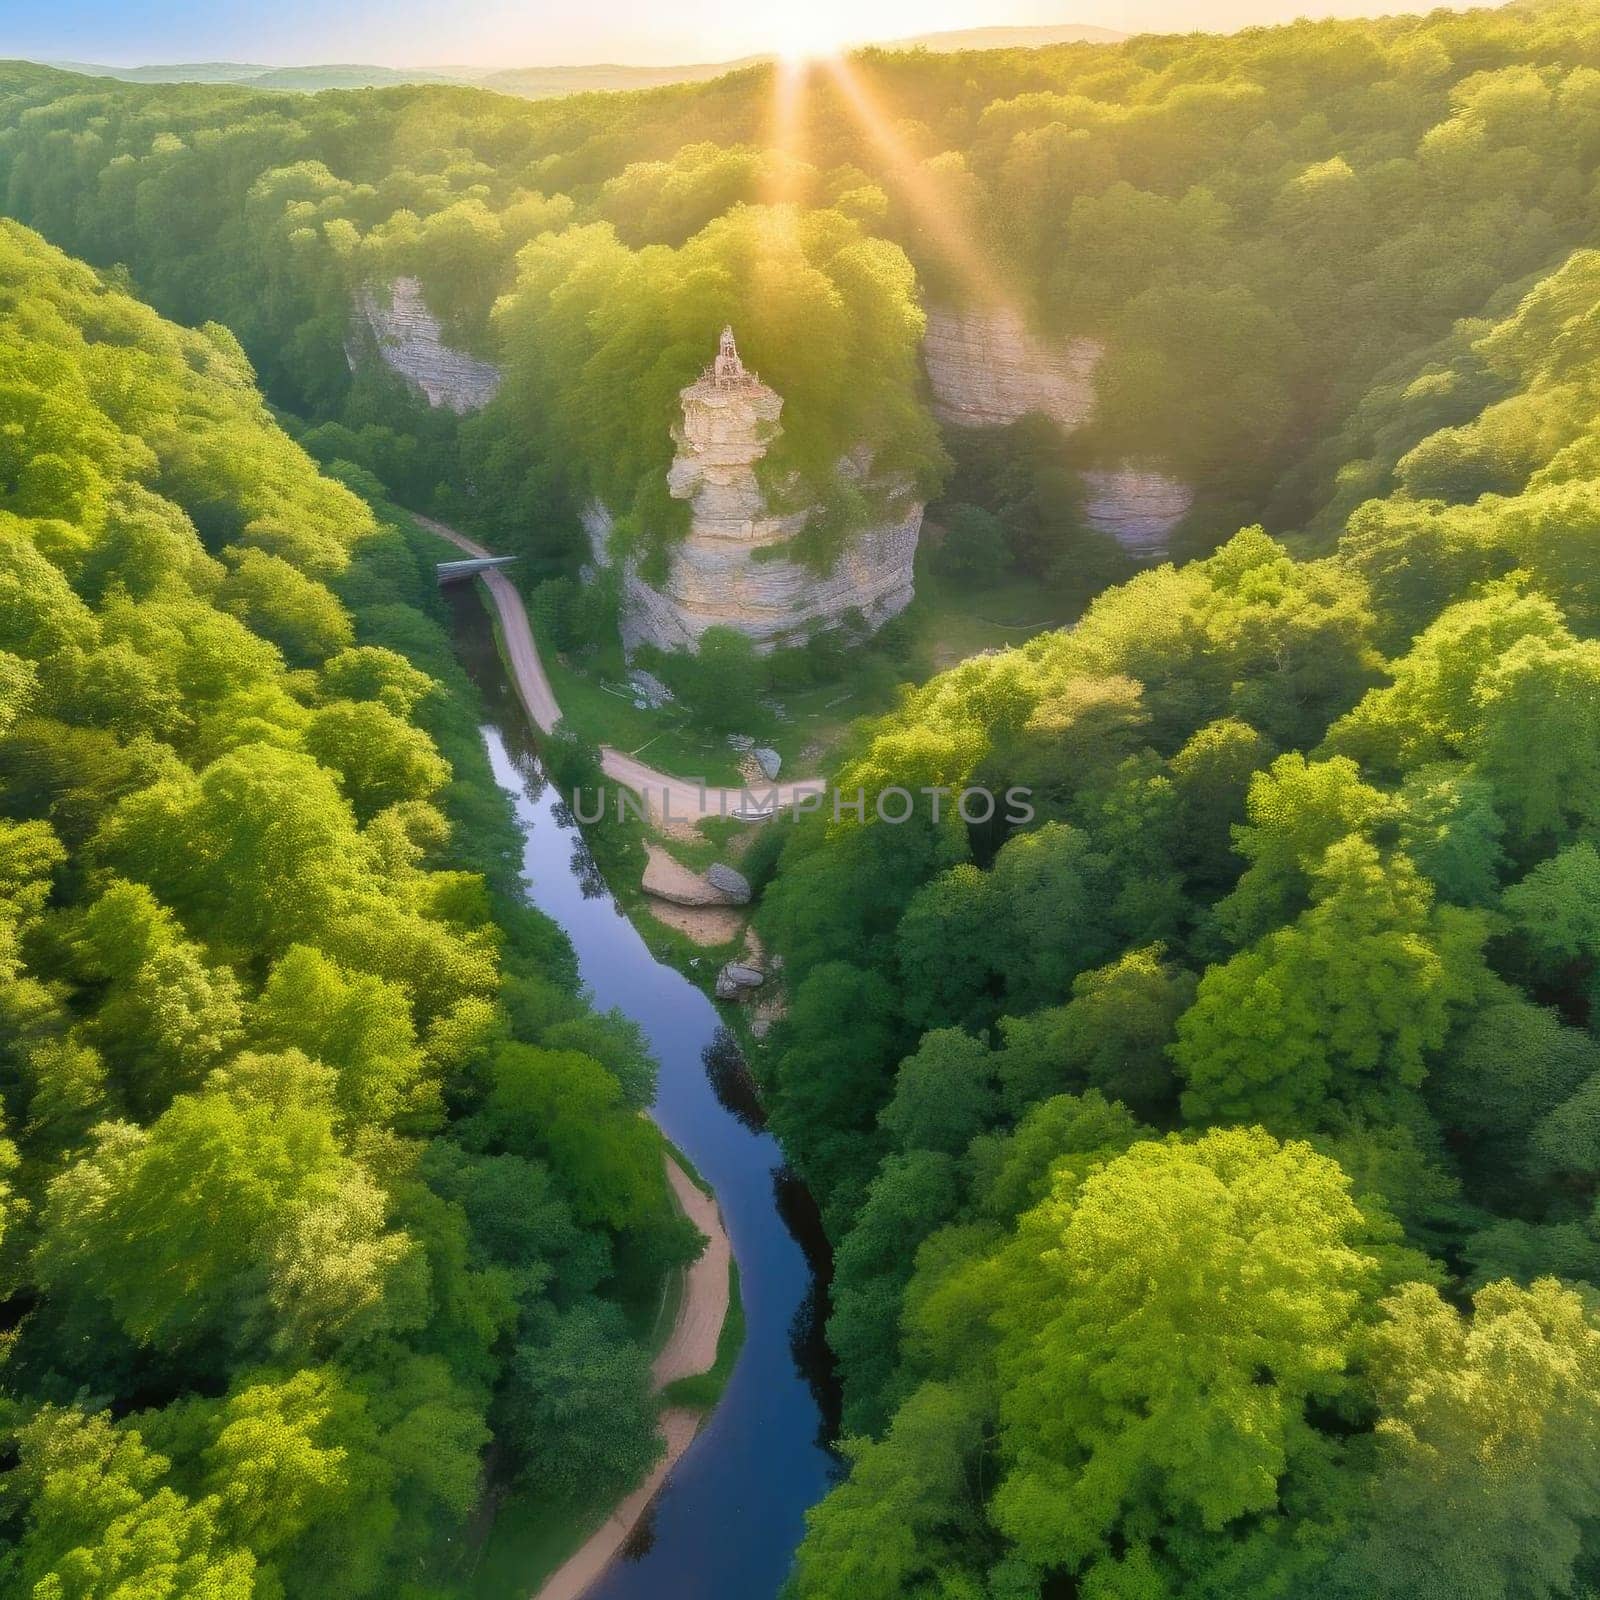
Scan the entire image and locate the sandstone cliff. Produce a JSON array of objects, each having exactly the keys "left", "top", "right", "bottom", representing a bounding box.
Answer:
[
  {"left": 350, "top": 277, "right": 502, "bottom": 413},
  {"left": 921, "top": 303, "right": 1192, "bottom": 561},
  {"left": 1081, "top": 468, "right": 1194, "bottom": 561},
  {"left": 593, "top": 329, "right": 922, "bottom": 656},
  {"left": 922, "top": 305, "right": 1103, "bottom": 432}
]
